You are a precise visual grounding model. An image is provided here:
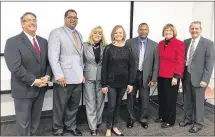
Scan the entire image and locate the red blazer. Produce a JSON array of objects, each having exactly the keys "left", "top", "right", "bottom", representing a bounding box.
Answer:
[{"left": 158, "top": 38, "right": 185, "bottom": 78}]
